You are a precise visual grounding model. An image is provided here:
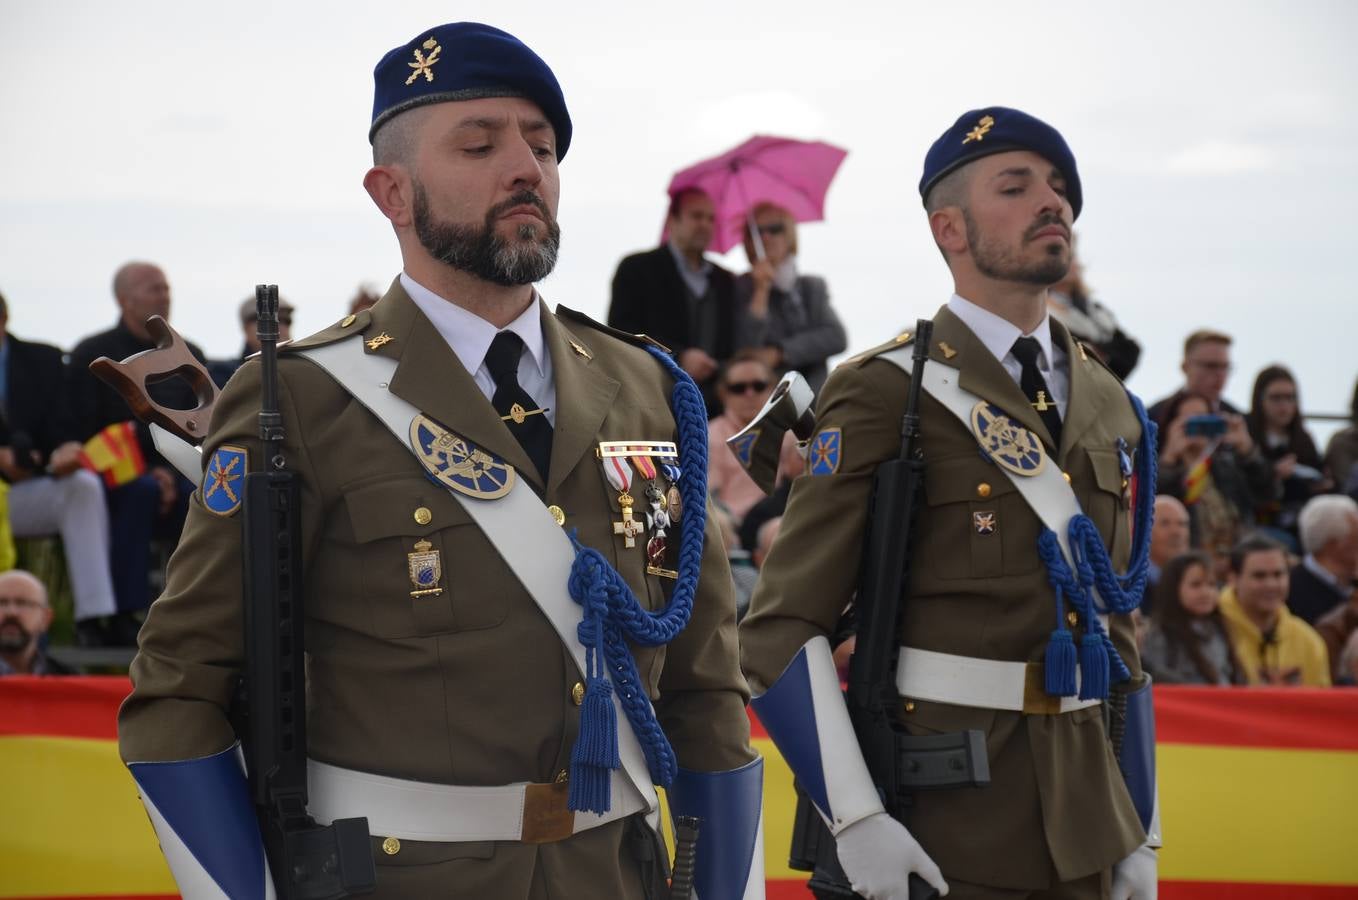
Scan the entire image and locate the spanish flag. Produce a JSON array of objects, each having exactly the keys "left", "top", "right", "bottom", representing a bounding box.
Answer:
[
  {"left": 1182, "top": 451, "right": 1213, "bottom": 506},
  {"left": 78, "top": 422, "right": 146, "bottom": 489},
  {"left": 3, "top": 679, "right": 1356, "bottom": 899}
]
